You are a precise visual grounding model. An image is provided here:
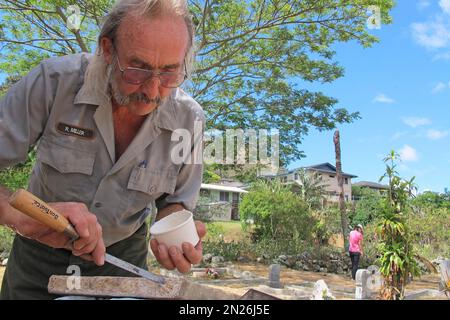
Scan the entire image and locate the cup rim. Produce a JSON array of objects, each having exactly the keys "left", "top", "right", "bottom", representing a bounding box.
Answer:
[{"left": 149, "top": 210, "right": 193, "bottom": 235}]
